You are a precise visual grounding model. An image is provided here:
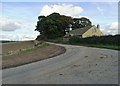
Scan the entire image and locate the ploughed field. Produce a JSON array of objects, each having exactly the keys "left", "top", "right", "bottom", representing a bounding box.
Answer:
[
  {"left": 2, "top": 41, "right": 35, "bottom": 54},
  {"left": 2, "top": 41, "right": 65, "bottom": 69}
]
